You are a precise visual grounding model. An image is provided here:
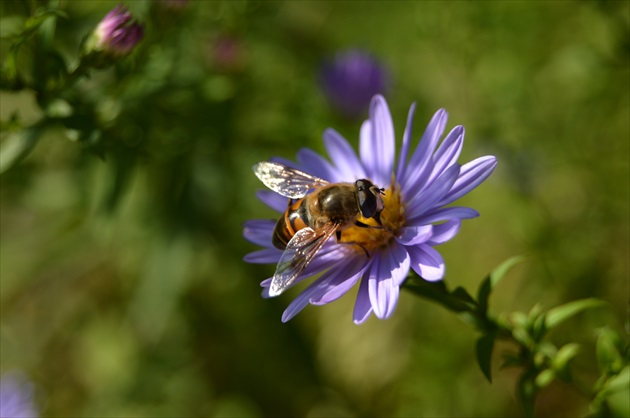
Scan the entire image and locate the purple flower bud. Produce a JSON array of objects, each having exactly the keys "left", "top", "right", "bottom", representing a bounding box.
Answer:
[
  {"left": 319, "top": 49, "right": 390, "bottom": 119},
  {"left": 93, "top": 4, "right": 144, "bottom": 56}
]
